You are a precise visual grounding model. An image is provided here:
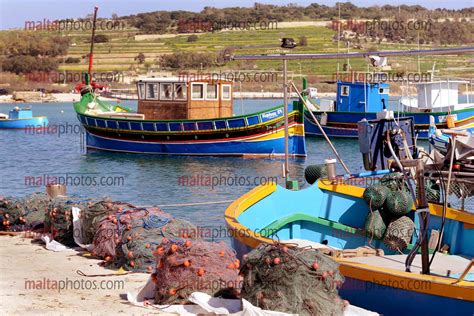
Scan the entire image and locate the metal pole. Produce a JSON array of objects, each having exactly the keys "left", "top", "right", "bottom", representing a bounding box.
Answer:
[
  {"left": 283, "top": 59, "right": 289, "bottom": 178},
  {"left": 416, "top": 159, "right": 430, "bottom": 275},
  {"left": 290, "top": 81, "right": 351, "bottom": 174}
]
